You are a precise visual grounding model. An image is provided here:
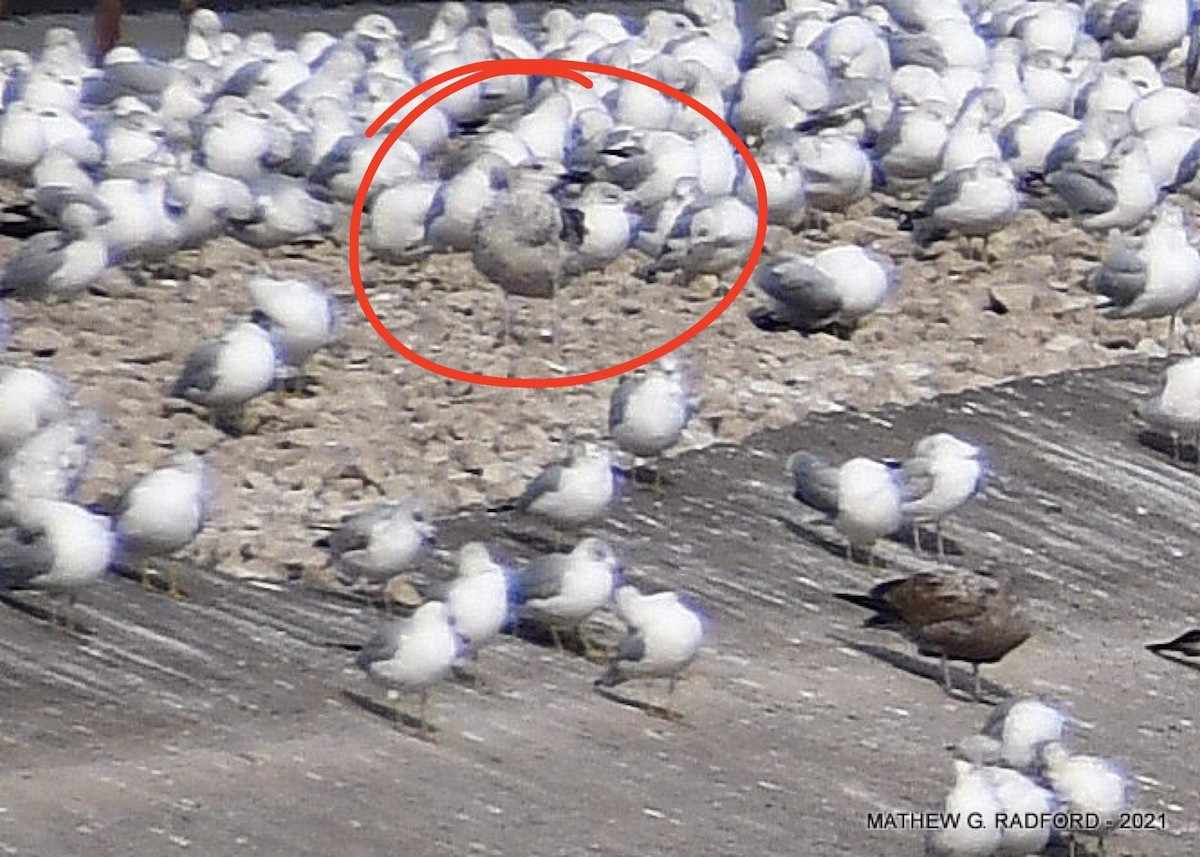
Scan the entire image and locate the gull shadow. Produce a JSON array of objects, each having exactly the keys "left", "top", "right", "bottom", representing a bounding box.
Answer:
[
  {"left": 775, "top": 514, "right": 893, "bottom": 571},
  {"left": 0, "top": 202, "right": 48, "bottom": 239},
  {"left": 829, "top": 634, "right": 1011, "bottom": 704},
  {"left": 0, "top": 591, "right": 94, "bottom": 636},
  {"left": 341, "top": 689, "right": 434, "bottom": 737},
  {"left": 509, "top": 617, "right": 610, "bottom": 662},
  {"left": 1136, "top": 429, "right": 1199, "bottom": 468},
  {"left": 1146, "top": 650, "right": 1200, "bottom": 673},
  {"left": 502, "top": 527, "right": 575, "bottom": 554},
  {"left": 593, "top": 684, "right": 690, "bottom": 724},
  {"left": 746, "top": 306, "right": 855, "bottom": 340}
]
